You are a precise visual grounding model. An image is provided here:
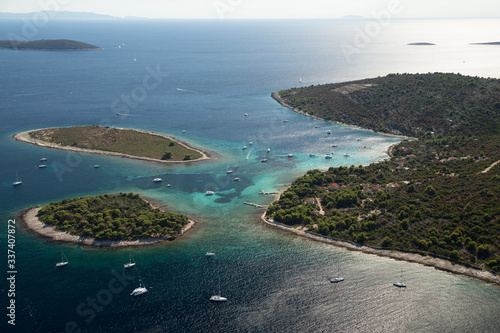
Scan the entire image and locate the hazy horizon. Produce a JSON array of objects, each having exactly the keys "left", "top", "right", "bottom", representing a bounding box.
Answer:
[{"left": 1, "top": 0, "right": 499, "bottom": 20}]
